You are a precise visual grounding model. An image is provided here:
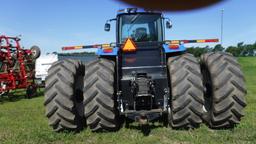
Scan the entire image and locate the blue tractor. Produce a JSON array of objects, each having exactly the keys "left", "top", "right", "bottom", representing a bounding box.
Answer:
[{"left": 44, "top": 8, "right": 247, "bottom": 132}]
